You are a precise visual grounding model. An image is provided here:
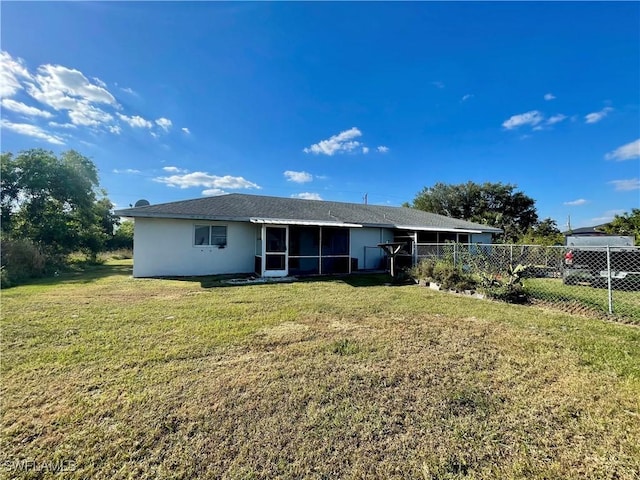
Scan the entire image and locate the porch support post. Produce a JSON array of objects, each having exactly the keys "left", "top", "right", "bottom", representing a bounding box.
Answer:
[{"left": 261, "top": 224, "right": 266, "bottom": 277}]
